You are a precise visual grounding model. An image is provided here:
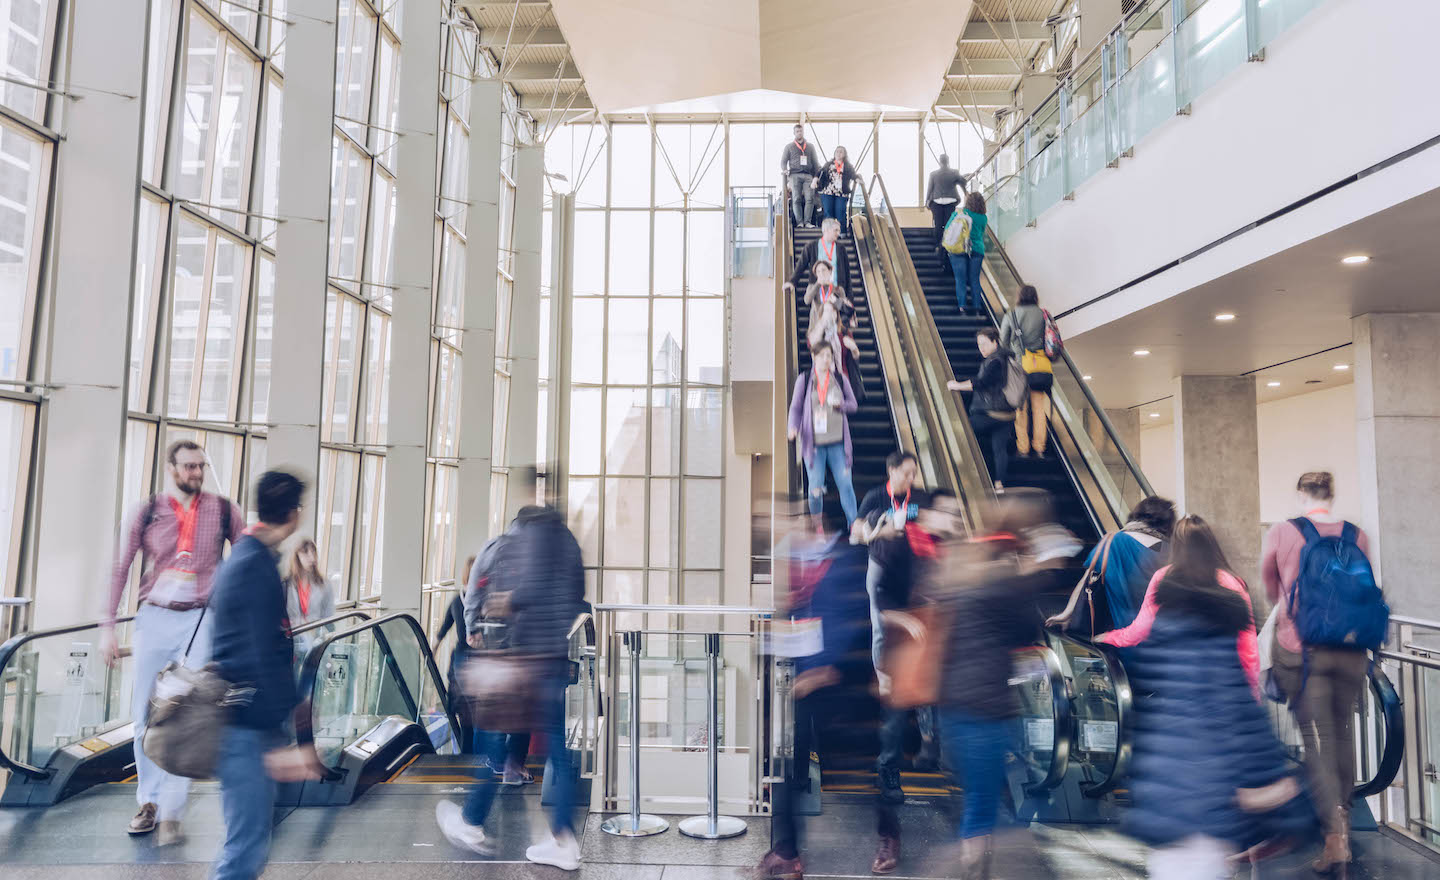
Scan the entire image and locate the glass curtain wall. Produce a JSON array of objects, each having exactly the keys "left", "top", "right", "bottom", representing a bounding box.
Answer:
[
  {"left": 0, "top": 0, "right": 59, "bottom": 611},
  {"left": 124, "top": 0, "right": 287, "bottom": 614}
]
